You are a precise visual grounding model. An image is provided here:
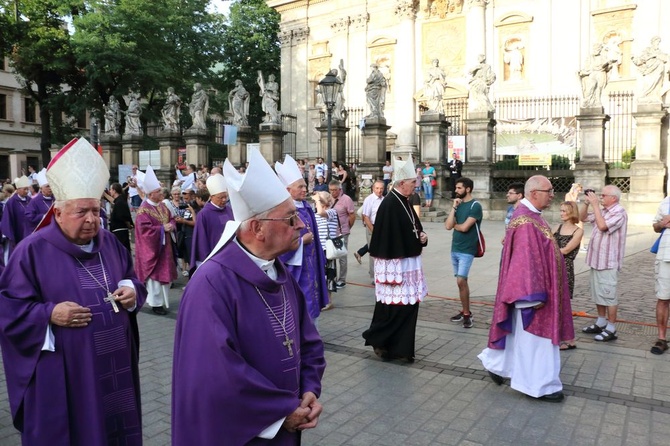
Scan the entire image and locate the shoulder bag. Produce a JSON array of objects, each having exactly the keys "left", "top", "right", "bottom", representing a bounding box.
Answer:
[
  {"left": 325, "top": 209, "right": 348, "bottom": 260},
  {"left": 472, "top": 200, "right": 485, "bottom": 258},
  {"left": 651, "top": 200, "right": 670, "bottom": 254}
]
